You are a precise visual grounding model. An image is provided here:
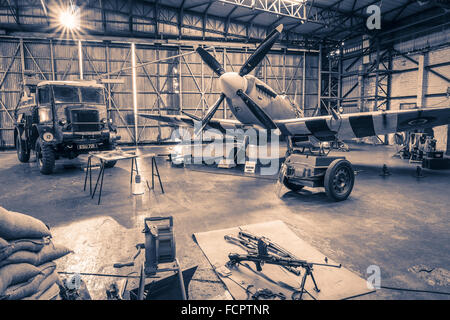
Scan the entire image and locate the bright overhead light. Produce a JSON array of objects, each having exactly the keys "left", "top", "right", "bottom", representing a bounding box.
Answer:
[
  {"left": 50, "top": 2, "right": 88, "bottom": 38},
  {"left": 59, "top": 7, "right": 79, "bottom": 30}
]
